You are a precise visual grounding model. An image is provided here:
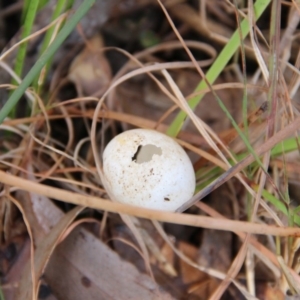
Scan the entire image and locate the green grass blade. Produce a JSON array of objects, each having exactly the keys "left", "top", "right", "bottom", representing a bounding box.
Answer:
[
  {"left": 39, "top": 0, "right": 67, "bottom": 54},
  {"left": 260, "top": 189, "right": 300, "bottom": 226},
  {"left": 0, "top": 0, "right": 95, "bottom": 124},
  {"left": 34, "top": 0, "right": 74, "bottom": 91},
  {"left": 10, "top": 0, "right": 40, "bottom": 118},
  {"left": 14, "top": 0, "right": 40, "bottom": 80},
  {"left": 21, "top": 0, "right": 31, "bottom": 22},
  {"left": 293, "top": 206, "right": 300, "bottom": 215},
  {"left": 38, "top": 0, "right": 51, "bottom": 10},
  {"left": 167, "top": 0, "right": 271, "bottom": 137},
  {"left": 271, "top": 137, "right": 300, "bottom": 156}
]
